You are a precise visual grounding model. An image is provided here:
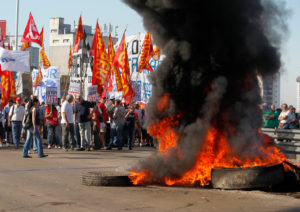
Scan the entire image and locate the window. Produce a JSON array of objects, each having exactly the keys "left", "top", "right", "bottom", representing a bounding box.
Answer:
[
  {"left": 53, "top": 40, "right": 59, "bottom": 44},
  {"left": 63, "top": 39, "right": 69, "bottom": 43}
]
